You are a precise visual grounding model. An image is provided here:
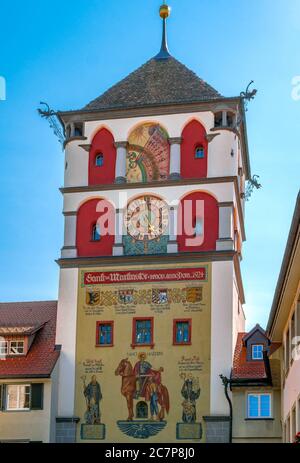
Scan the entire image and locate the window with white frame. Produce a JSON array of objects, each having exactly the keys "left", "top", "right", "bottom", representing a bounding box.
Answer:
[
  {"left": 247, "top": 393, "right": 272, "bottom": 419},
  {"left": 0, "top": 341, "right": 8, "bottom": 356},
  {"left": 6, "top": 385, "right": 31, "bottom": 411},
  {"left": 252, "top": 344, "right": 264, "bottom": 360},
  {"left": 9, "top": 341, "right": 25, "bottom": 355}
]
